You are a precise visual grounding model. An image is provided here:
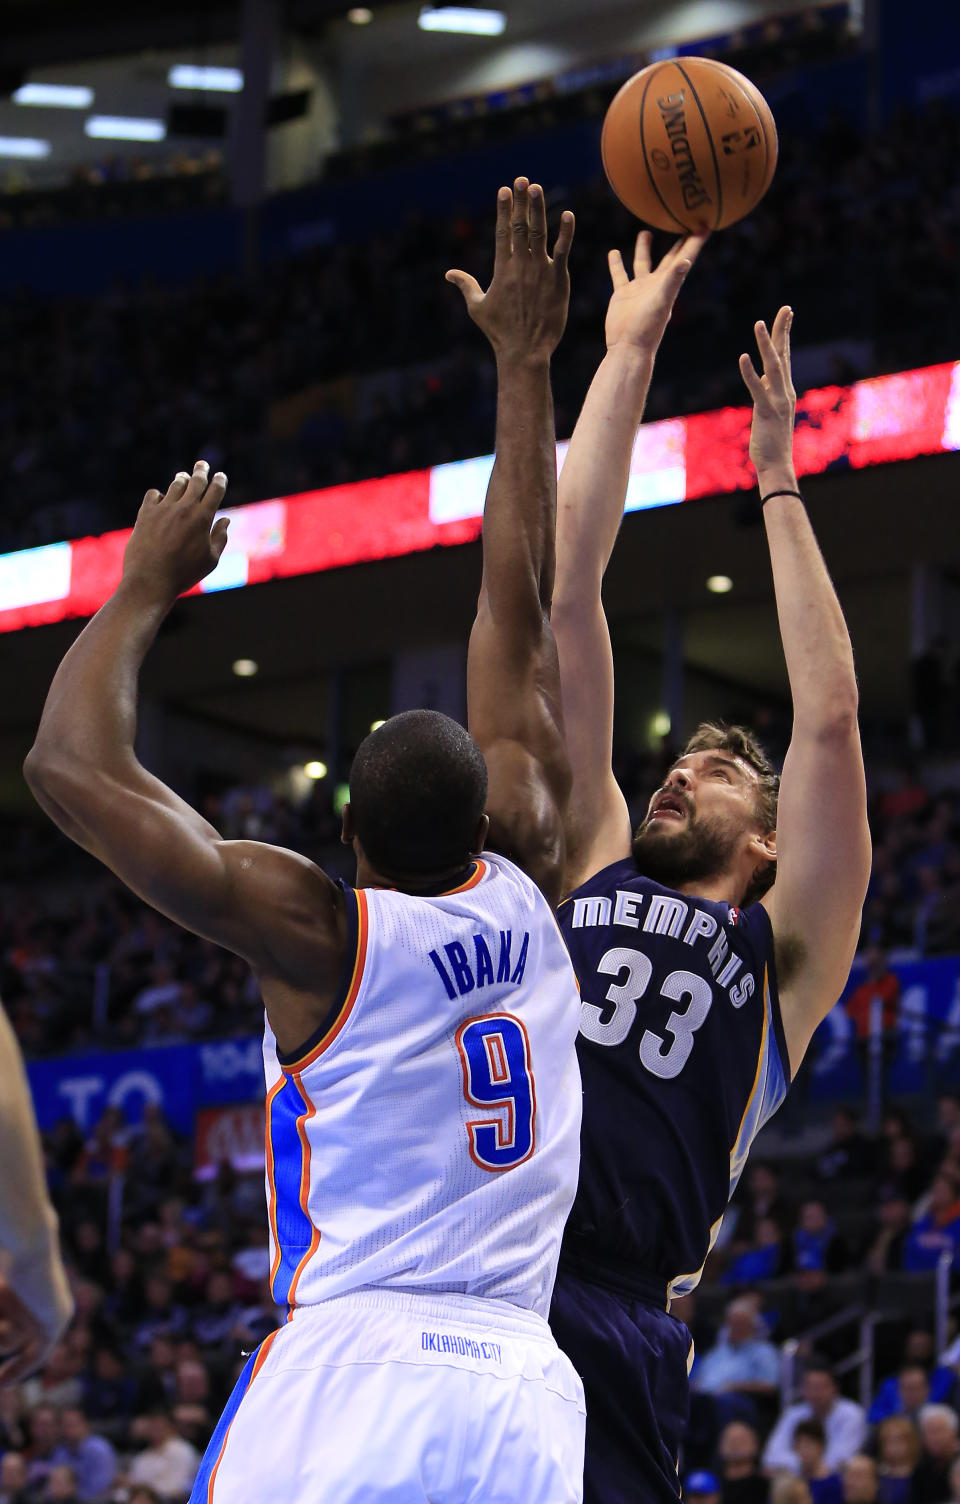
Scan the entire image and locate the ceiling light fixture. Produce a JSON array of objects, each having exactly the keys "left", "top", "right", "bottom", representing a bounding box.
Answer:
[
  {"left": 0, "top": 137, "right": 52, "bottom": 158},
  {"left": 347, "top": 7, "right": 374, "bottom": 22},
  {"left": 14, "top": 83, "right": 94, "bottom": 109},
  {"left": 650, "top": 711, "right": 671, "bottom": 738},
  {"left": 232, "top": 658, "right": 258, "bottom": 677},
  {"left": 85, "top": 116, "right": 167, "bottom": 142},
  {"left": 706, "top": 574, "right": 733, "bottom": 594},
  {"left": 168, "top": 65, "right": 244, "bottom": 93},
  {"left": 304, "top": 761, "right": 328, "bottom": 780},
  {"left": 418, "top": 6, "right": 506, "bottom": 35}
]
